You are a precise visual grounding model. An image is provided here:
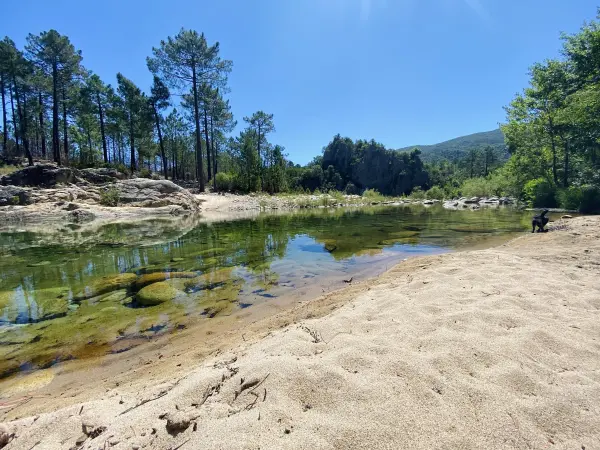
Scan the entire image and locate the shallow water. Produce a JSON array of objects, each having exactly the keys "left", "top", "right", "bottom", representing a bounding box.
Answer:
[{"left": 0, "top": 205, "right": 533, "bottom": 378}]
